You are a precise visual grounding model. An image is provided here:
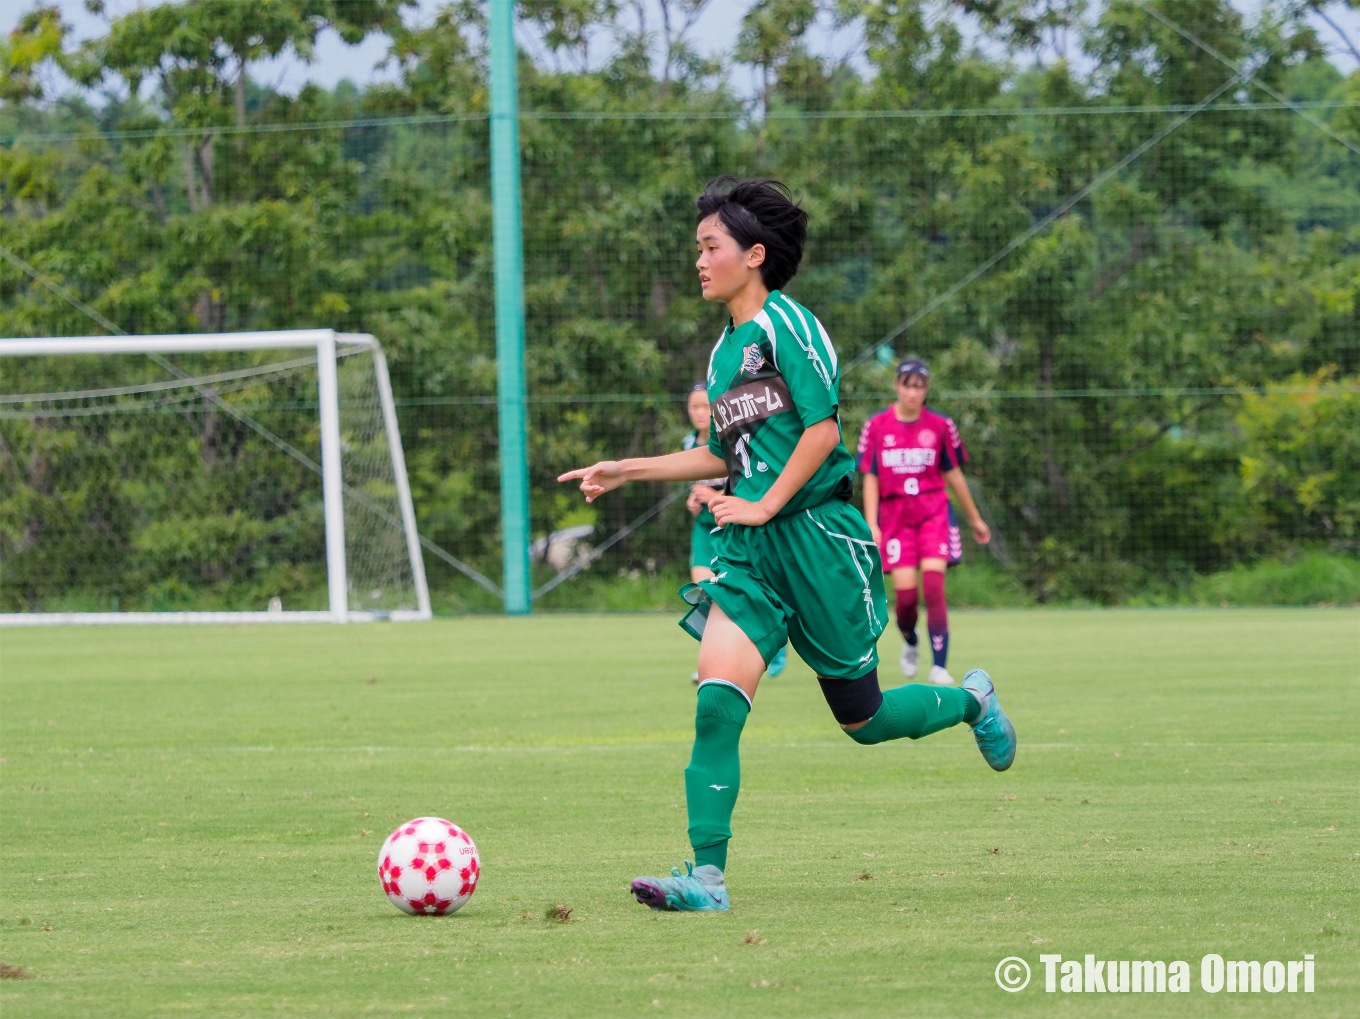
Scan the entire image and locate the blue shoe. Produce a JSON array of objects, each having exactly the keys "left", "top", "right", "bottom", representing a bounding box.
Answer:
[
  {"left": 767, "top": 646, "right": 788, "bottom": 677},
  {"left": 961, "top": 669, "right": 1016, "bottom": 772},
  {"left": 631, "top": 861, "right": 730, "bottom": 911}
]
